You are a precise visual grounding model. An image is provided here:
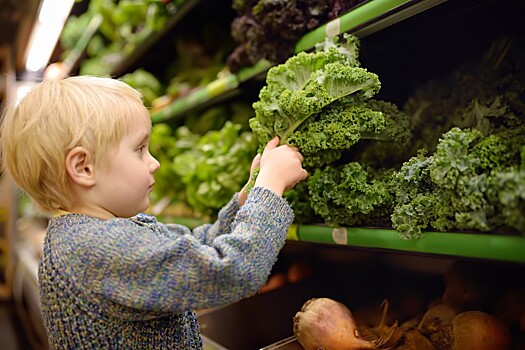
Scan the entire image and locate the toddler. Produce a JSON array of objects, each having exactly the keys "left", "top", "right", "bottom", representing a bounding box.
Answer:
[{"left": 0, "top": 76, "right": 307, "bottom": 349}]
